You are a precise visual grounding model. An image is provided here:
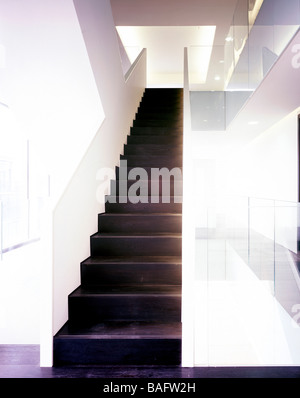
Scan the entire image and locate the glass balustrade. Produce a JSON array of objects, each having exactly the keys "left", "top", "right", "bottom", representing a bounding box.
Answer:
[
  {"left": 194, "top": 196, "right": 300, "bottom": 365},
  {"left": 188, "top": 0, "right": 300, "bottom": 131}
]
